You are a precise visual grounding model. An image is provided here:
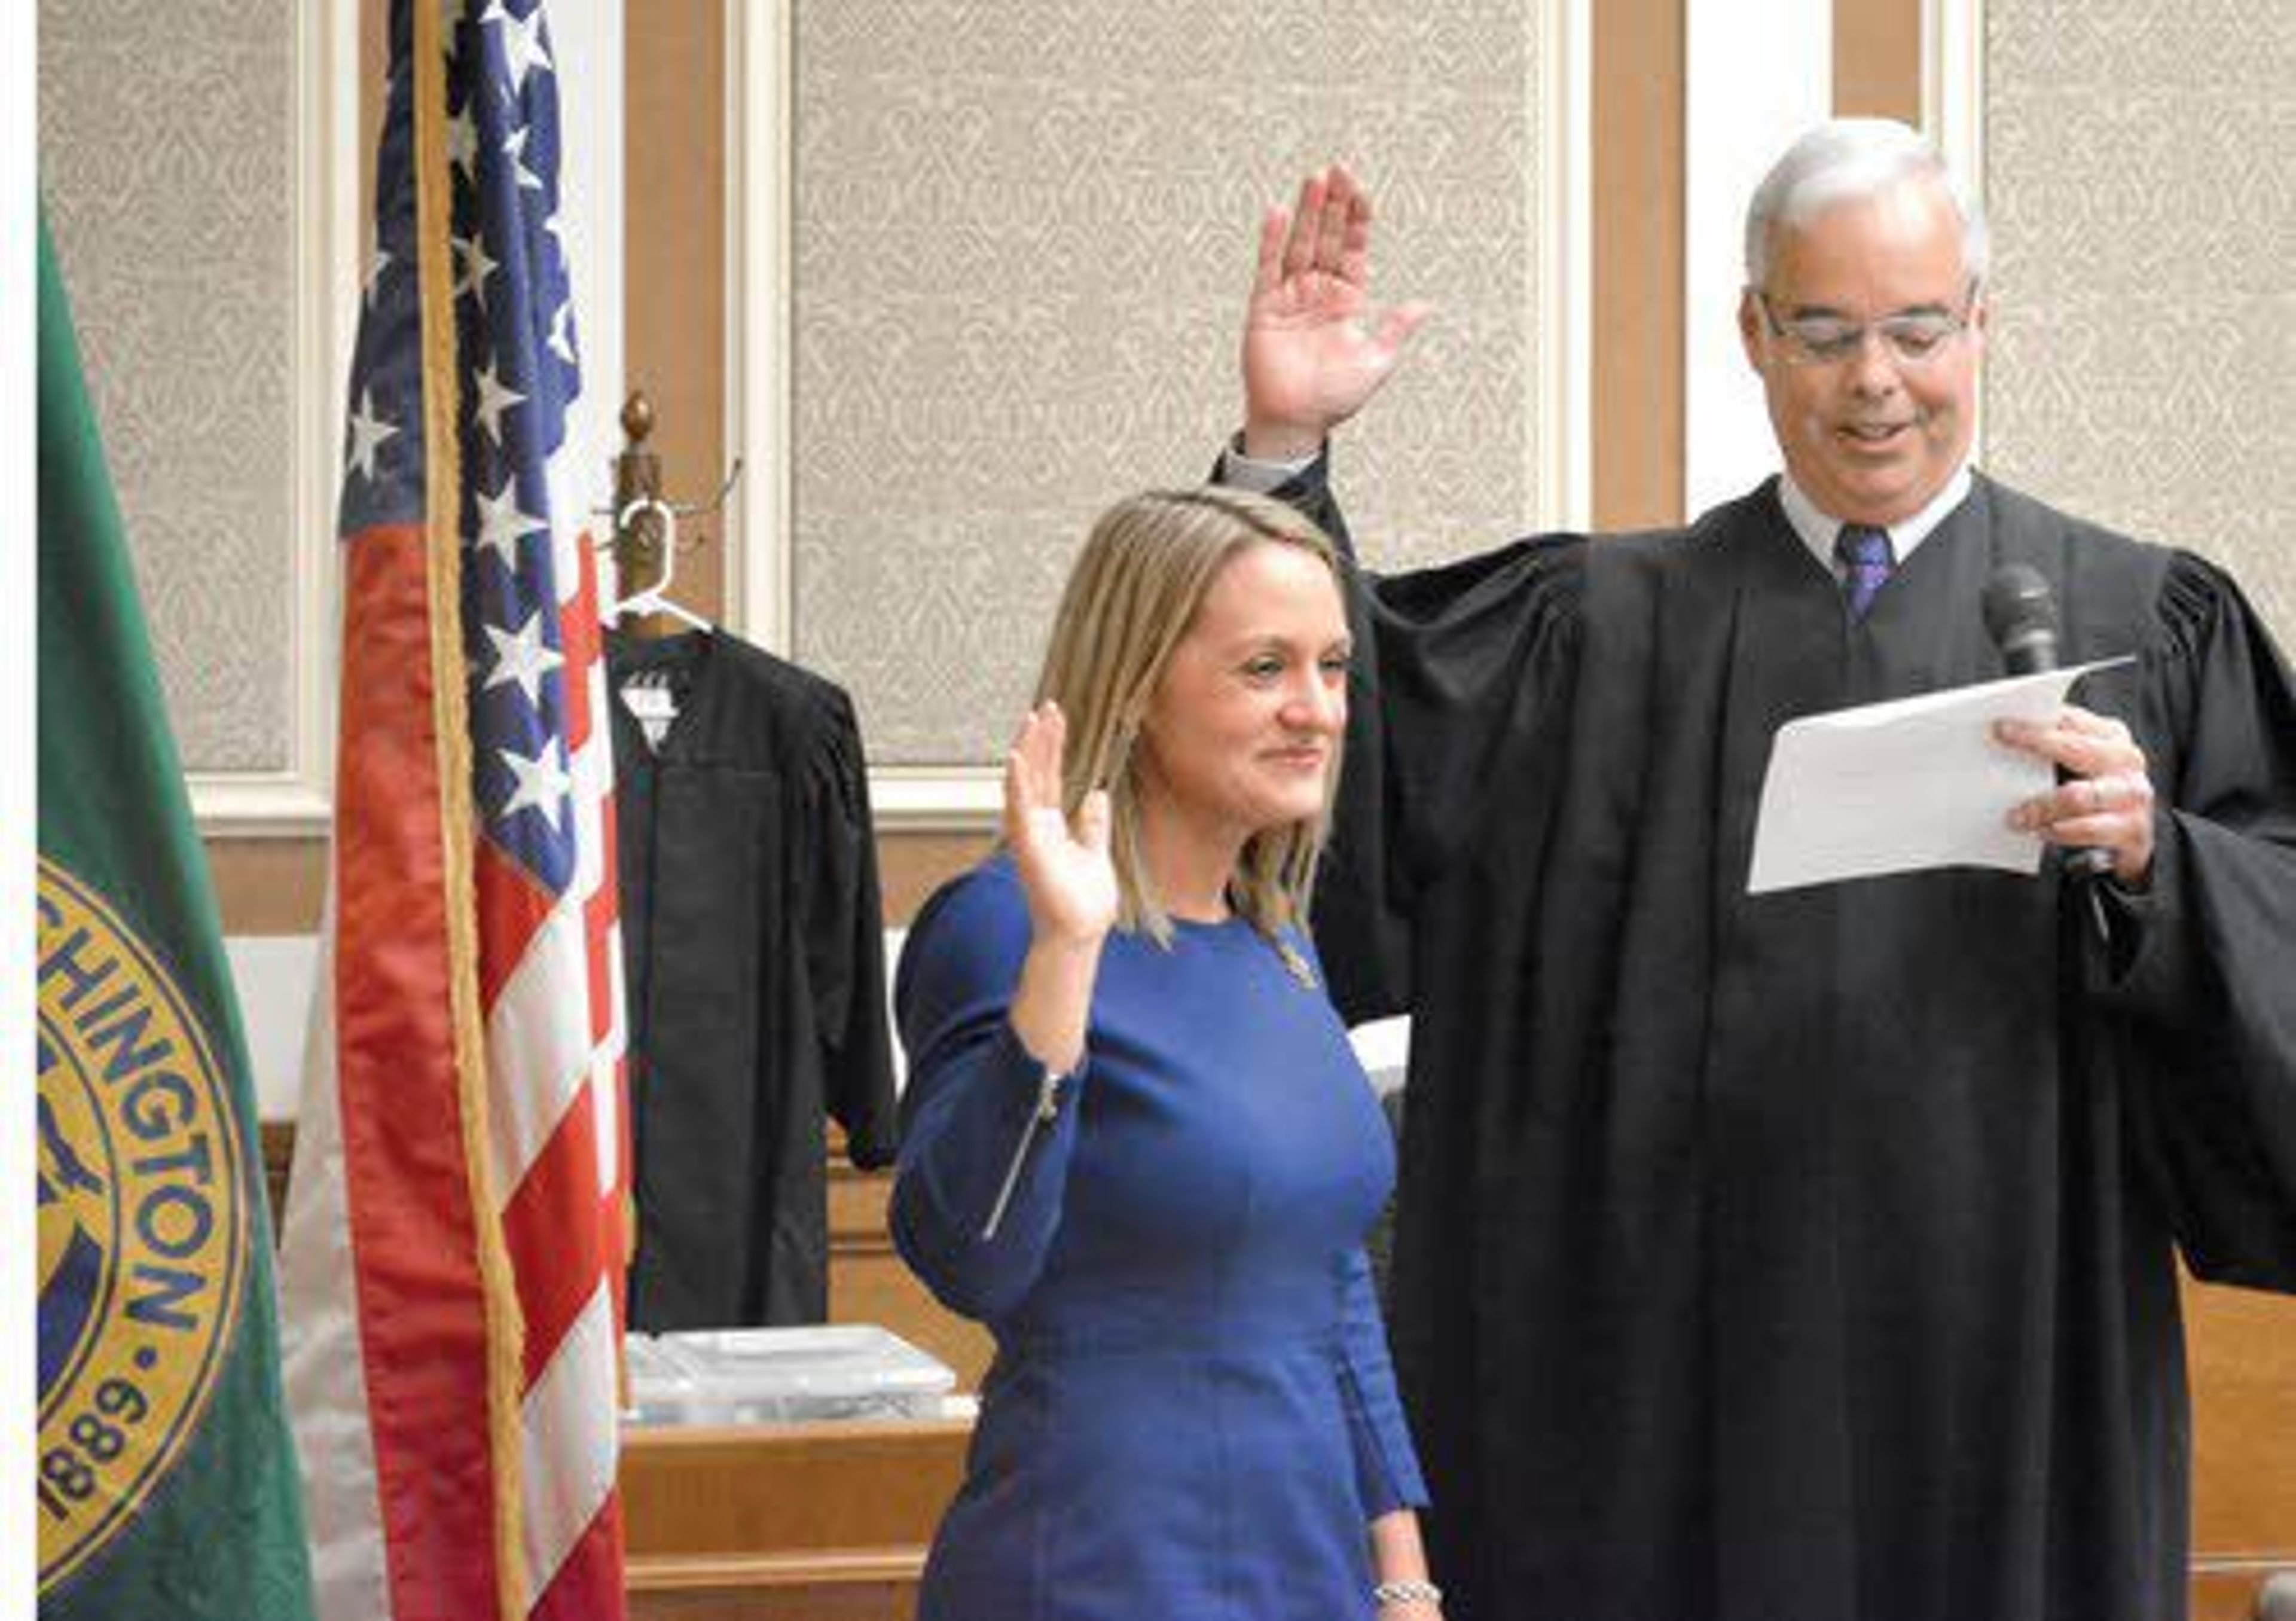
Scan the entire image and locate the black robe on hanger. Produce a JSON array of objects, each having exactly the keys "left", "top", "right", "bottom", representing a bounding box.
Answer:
[{"left": 607, "top": 627, "right": 899, "bottom": 1329}]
